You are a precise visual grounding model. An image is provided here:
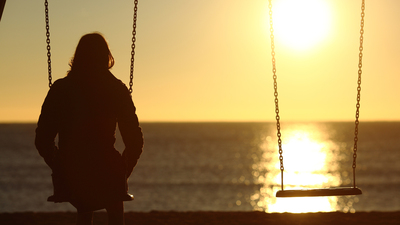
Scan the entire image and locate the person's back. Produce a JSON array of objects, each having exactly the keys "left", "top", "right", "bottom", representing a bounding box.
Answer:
[
  {"left": 35, "top": 33, "right": 143, "bottom": 225},
  {"left": 54, "top": 70, "right": 129, "bottom": 152}
]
